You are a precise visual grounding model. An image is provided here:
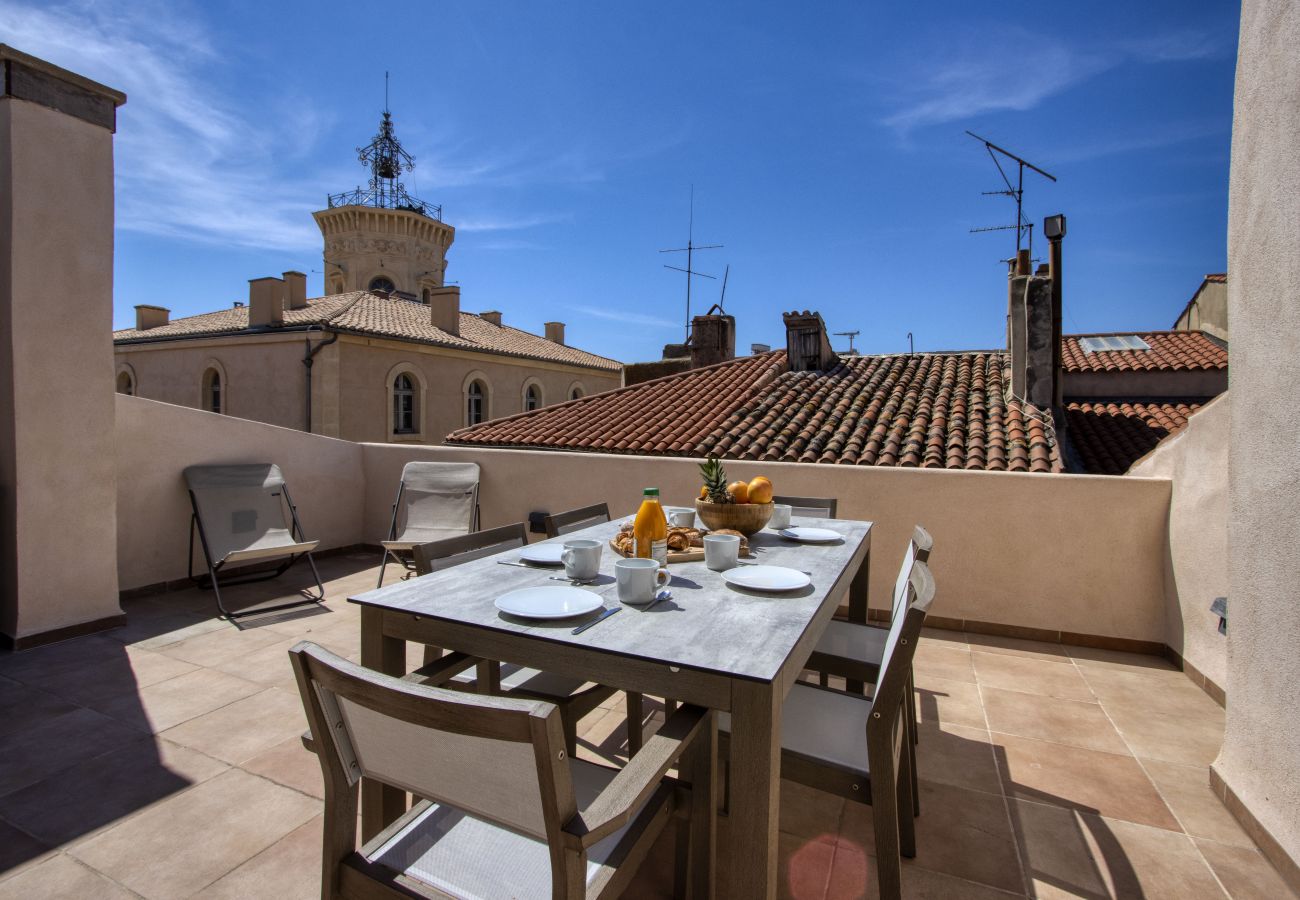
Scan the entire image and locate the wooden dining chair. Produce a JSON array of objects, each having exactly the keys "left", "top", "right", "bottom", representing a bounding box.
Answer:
[
  {"left": 717, "top": 561, "right": 935, "bottom": 900},
  {"left": 772, "top": 494, "right": 839, "bottom": 519},
  {"left": 289, "top": 641, "right": 716, "bottom": 900},
  {"left": 807, "top": 526, "right": 933, "bottom": 811},
  {"left": 544, "top": 503, "right": 613, "bottom": 539},
  {"left": 411, "top": 523, "right": 648, "bottom": 757}
]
